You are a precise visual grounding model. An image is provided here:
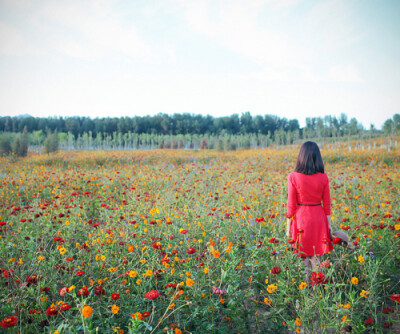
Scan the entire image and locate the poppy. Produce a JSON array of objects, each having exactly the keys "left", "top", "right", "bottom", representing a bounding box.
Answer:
[{"left": 310, "top": 271, "right": 327, "bottom": 286}]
